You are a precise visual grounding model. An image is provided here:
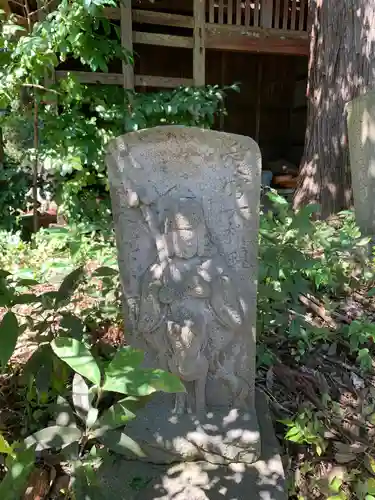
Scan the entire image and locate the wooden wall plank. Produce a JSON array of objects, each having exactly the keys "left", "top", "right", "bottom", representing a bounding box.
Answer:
[
  {"left": 56, "top": 71, "right": 193, "bottom": 88},
  {"left": 261, "top": 0, "right": 273, "bottom": 28},
  {"left": 291, "top": 0, "right": 297, "bottom": 30},
  {"left": 218, "top": 0, "right": 224, "bottom": 24},
  {"left": 254, "top": 0, "right": 260, "bottom": 27},
  {"left": 194, "top": 0, "right": 205, "bottom": 85},
  {"left": 205, "top": 24, "right": 309, "bottom": 55},
  {"left": 227, "top": 0, "right": 233, "bottom": 25},
  {"left": 274, "top": 0, "right": 281, "bottom": 28},
  {"left": 121, "top": 0, "right": 134, "bottom": 89},
  {"left": 282, "top": 0, "right": 289, "bottom": 29},
  {"left": 209, "top": 0, "right": 215, "bottom": 23},
  {"left": 132, "top": 10, "right": 193, "bottom": 28},
  {"left": 244, "top": 0, "right": 251, "bottom": 27},
  {"left": 236, "top": 0, "right": 242, "bottom": 25},
  {"left": 298, "top": 0, "right": 306, "bottom": 31},
  {"left": 134, "top": 32, "right": 194, "bottom": 48}
]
